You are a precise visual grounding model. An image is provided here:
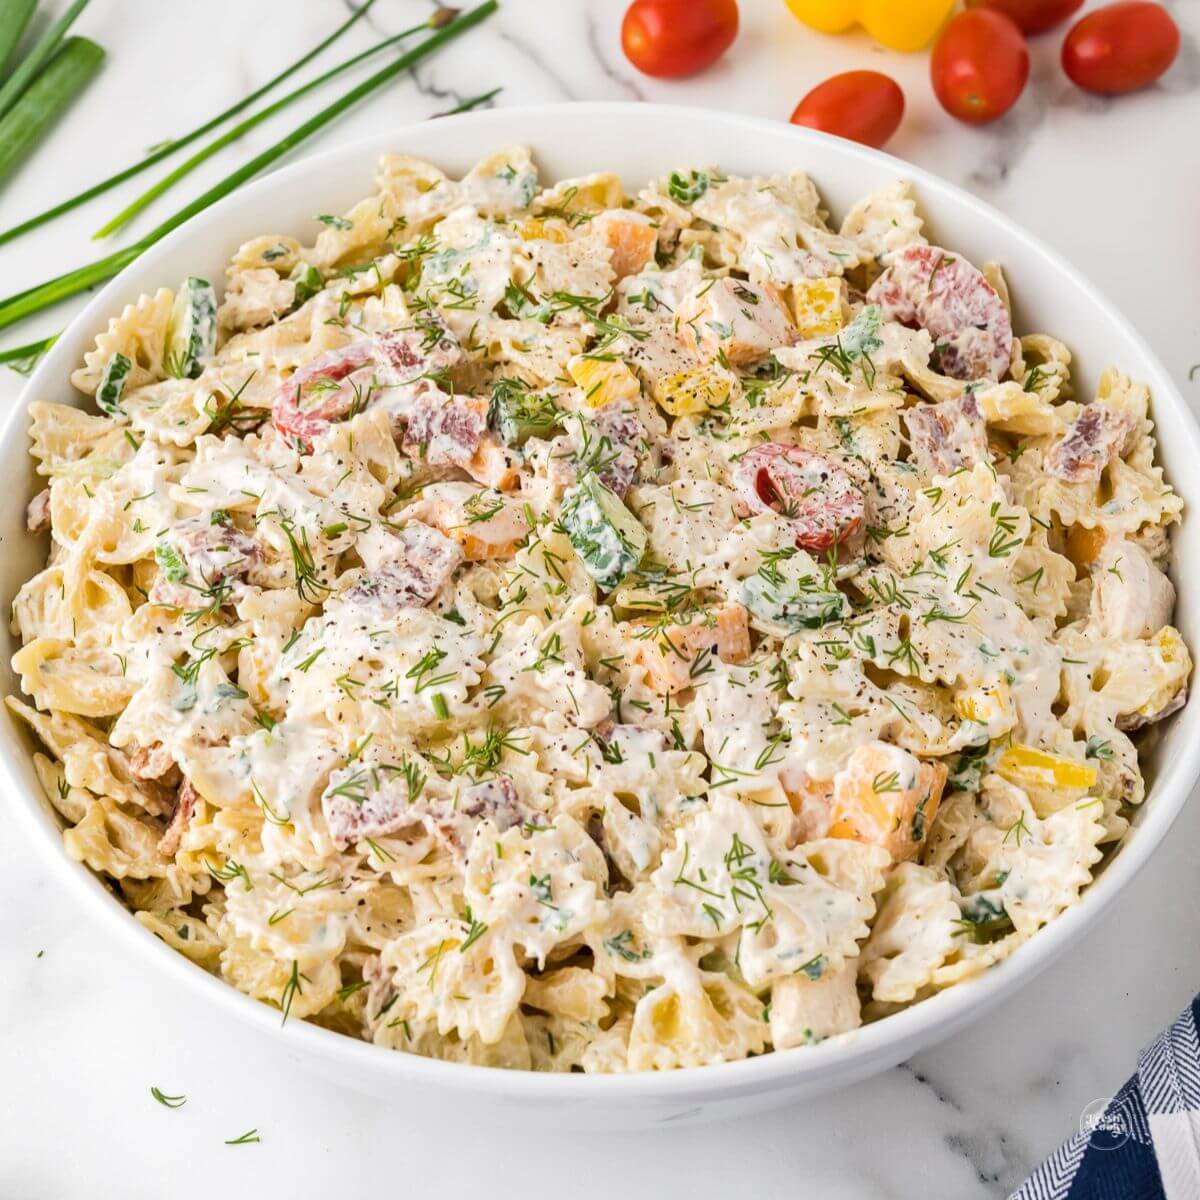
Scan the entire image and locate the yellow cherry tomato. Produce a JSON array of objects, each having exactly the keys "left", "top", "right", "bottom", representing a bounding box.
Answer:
[{"left": 785, "top": 0, "right": 955, "bottom": 52}]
